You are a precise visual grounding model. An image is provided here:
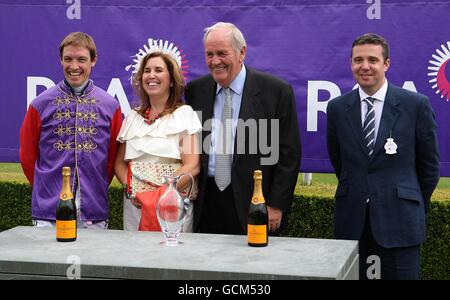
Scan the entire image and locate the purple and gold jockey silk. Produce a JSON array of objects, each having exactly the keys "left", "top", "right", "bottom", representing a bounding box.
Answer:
[{"left": 28, "top": 80, "right": 121, "bottom": 221}]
